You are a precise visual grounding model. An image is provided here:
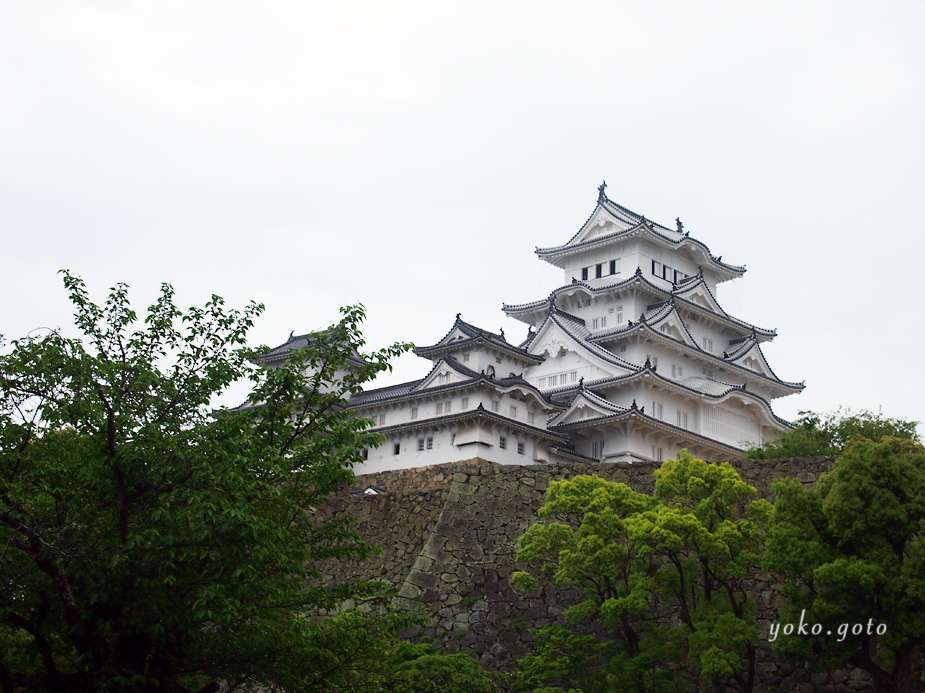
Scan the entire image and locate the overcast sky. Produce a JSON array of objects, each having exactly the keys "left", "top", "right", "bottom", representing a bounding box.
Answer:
[{"left": 2, "top": 2, "right": 923, "bottom": 430}]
